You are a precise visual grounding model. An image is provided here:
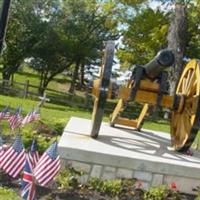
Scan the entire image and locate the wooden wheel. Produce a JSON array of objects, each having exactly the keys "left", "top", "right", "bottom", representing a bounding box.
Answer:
[
  {"left": 90, "top": 41, "right": 115, "bottom": 138},
  {"left": 171, "top": 59, "right": 200, "bottom": 151}
]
